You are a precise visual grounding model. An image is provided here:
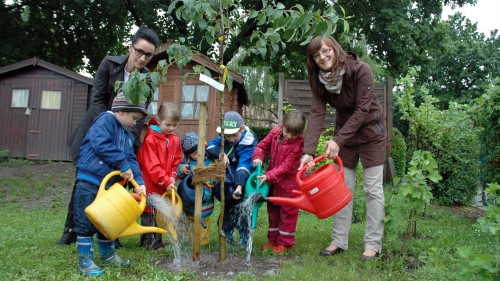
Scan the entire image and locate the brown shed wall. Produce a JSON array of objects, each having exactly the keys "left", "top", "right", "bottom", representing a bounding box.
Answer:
[{"left": 154, "top": 62, "right": 241, "bottom": 142}]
